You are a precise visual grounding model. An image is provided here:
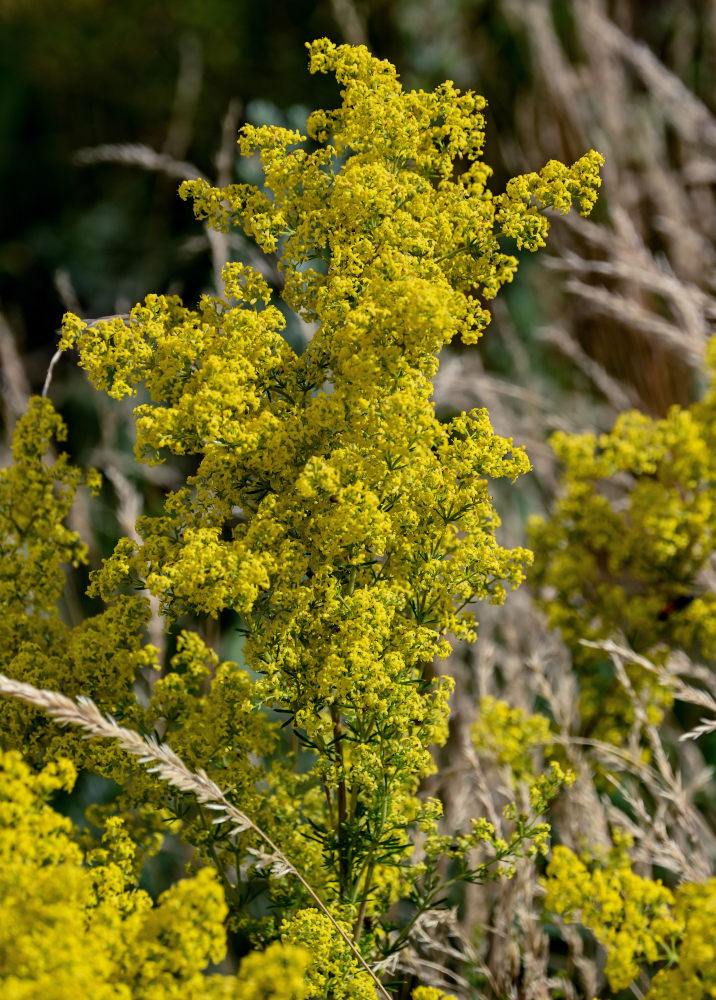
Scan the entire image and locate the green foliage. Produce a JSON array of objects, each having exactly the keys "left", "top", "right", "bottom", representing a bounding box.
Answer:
[{"left": 1, "top": 38, "right": 604, "bottom": 998}]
